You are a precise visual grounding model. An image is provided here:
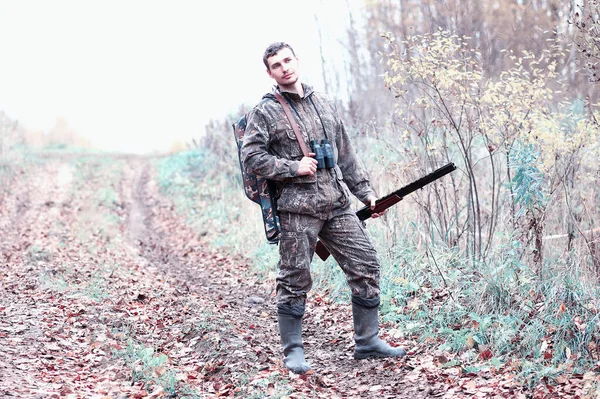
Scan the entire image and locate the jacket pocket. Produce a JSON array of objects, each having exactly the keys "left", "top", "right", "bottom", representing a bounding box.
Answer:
[
  {"left": 275, "top": 118, "right": 306, "bottom": 159},
  {"left": 333, "top": 165, "right": 352, "bottom": 202},
  {"left": 277, "top": 182, "right": 318, "bottom": 214},
  {"left": 286, "top": 174, "right": 317, "bottom": 184}
]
